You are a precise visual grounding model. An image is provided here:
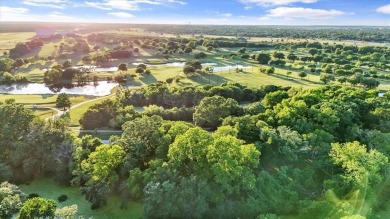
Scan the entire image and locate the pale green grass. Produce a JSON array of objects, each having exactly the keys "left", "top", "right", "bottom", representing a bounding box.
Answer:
[
  {"left": 0, "top": 32, "right": 35, "bottom": 51},
  {"left": 69, "top": 95, "right": 114, "bottom": 126},
  {"left": 38, "top": 42, "right": 57, "bottom": 57},
  {"left": 32, "top": 108, "right": 57, "bottom": 119},
  {"left": 0, "top": 94, "right": 92, "bottom": 107},
  {"left": 19, "top": 178, "right": 143, "bottom": 219}
]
